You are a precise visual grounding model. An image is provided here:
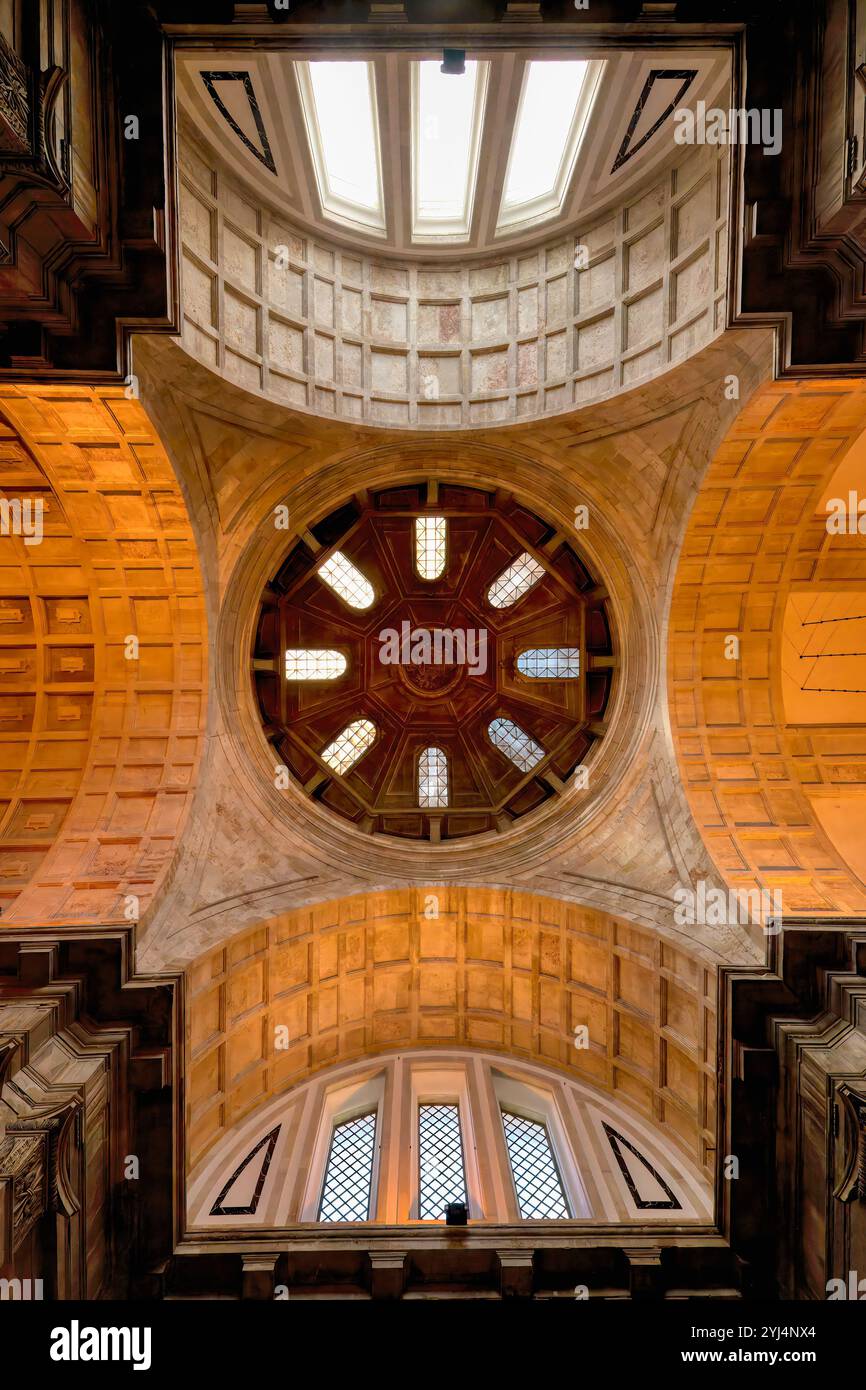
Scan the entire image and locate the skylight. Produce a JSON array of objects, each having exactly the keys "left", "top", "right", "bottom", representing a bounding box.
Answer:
[
  {"left": 498, "top": 59, "right": 603, "bottom": 233},
  {"left": 285, "top": 649, "right": 347, "bottom": 681},
  {"left": 517, "top": 648, "right": 580, "bottom": 679},
  {"left": 321, "top": 719, "right": 377, "bottom": 775},
  {"left": 415, "top": 516, "right": 447, "bottom": 579},
  {"left": 295, "top": 61, "right": 386, "bottom": 234},
  {"left": 487, "top": 552, "right": 545, "bottom": 608},
  {"left": 412, "top": 59, "right": 489, "bottom": 241},
  {"left": 317, "top": 552, "right": 375, "bottom": 610},
  {"left": 488, "top": 717, "right": 545, "bottom": 772},
  {"left": 418, "top": 746, "right": 449, "bottom": 808}
]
